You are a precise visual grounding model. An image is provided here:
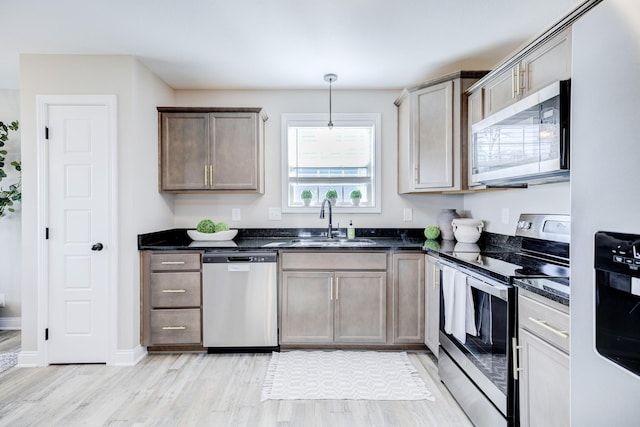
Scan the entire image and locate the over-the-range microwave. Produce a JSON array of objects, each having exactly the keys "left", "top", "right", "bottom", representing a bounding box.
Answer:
[{"left": 471, "top": 79, "right": 570, "bottom": 186}]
